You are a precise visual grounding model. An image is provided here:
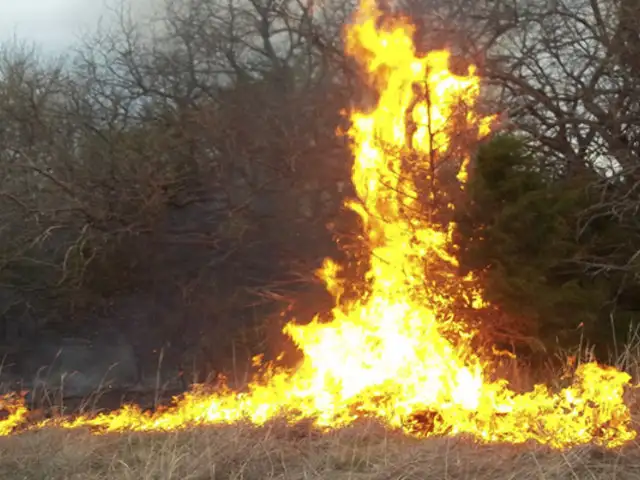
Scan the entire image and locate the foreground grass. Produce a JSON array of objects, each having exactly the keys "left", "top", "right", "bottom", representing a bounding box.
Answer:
[{"left": 0, "top": 421, "right": 639, "bottom": 480}]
